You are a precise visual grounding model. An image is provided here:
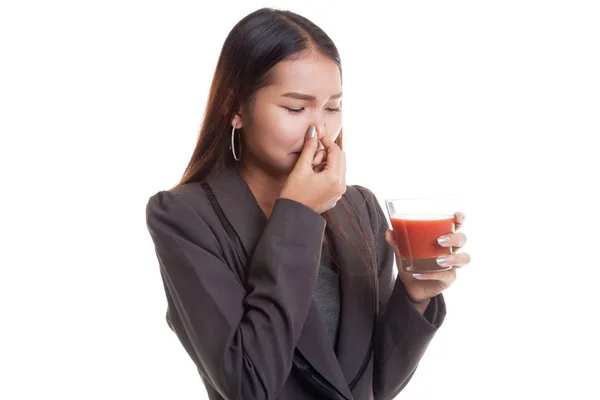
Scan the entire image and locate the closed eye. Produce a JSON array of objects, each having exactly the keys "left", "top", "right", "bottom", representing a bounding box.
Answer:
[
  {"left": 282, "top": 106, "right": 341, "bottom": 114},
  {"left": 283, "top": 107, "right": 304, "bottom": 114}
]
